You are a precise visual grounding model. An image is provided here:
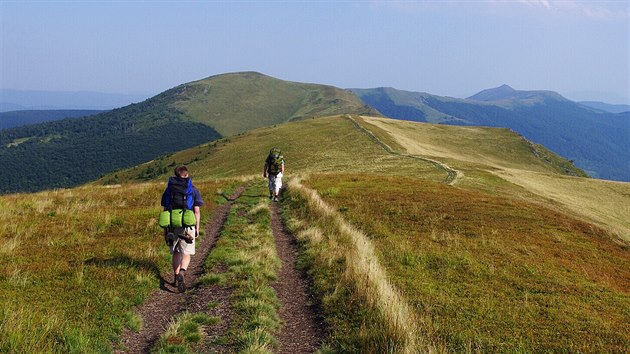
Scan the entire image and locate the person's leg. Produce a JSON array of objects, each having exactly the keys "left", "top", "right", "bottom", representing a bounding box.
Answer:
[
  {"left": 268, "top": 176, "right": 274, "bottom": 199},
  {"left": 274, "top": 176, "right": 282, "bottom": 200},
  {"left": 180, "top": 253, "right": 191, "bottom": 271},
  {"left": 173, "top": 251, "right": 182, "bottom": 273}
]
